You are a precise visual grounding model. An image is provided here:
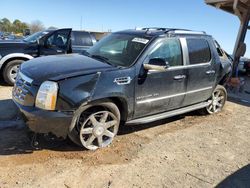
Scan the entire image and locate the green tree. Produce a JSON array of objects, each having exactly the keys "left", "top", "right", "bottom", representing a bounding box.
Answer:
[
  {"left": 12, "top": 19, "right": 28, "bottom": 33},
  {"left": 1, "top": 18, "right": 12, "bottom": 32},
  {"left": 0, "top": 18, "right": 29, "bottom": 34},
  {"left": 13, "top": 19, "right": 22, "bottom": 33}
]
